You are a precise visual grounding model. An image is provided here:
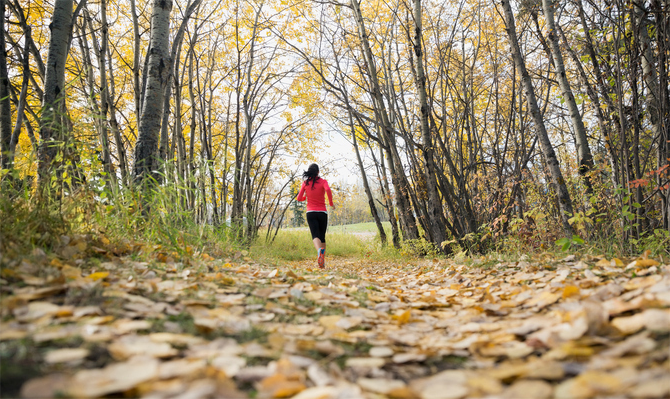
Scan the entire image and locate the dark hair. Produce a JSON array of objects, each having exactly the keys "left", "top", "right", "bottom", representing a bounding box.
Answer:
[{"left": 302, "top": 163, "right": 320, "bottom": 188}]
